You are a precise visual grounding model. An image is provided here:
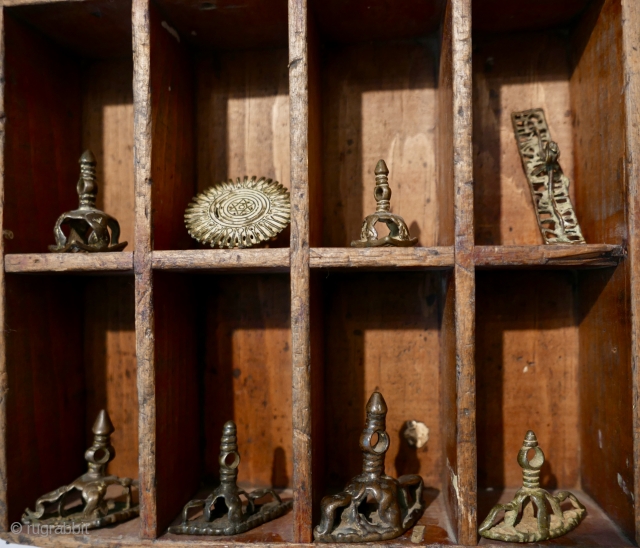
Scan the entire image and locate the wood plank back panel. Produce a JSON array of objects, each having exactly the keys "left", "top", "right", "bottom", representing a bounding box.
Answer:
[
  {"left": 472, "top": 32, "right": 573, "bottom": 246},
  {"left": 476, "top": 271, "right": 579, "bottom": 489},
  {"left": 82, "top": 59, "right": 135, "bottom": 251},
  {"left": 203, "top": 274, "right": 292, "bottom": 488},
  {"left": 4, "top": 14, "right": 81, "bottom": 254},
  {"left": 322, "top": 272, "right": 442, "bottom": 488},
  {"left": 321, "top": 40, "right": 438, "bottom": 248},
  {"left": 578, "top": 266, "right": 634, "bottom": 541},
  {"left": 571, "top": 0, "right": 626, "bottom": 245},
  {"left": 153, "top": 272, "right": 200, "bottom": 534},
  {"left": 5, "top": 276, "right": 86, "bottom": 525},
  {"left": 150, "top": 0, "right": 196, "bottom": 252},
  {"left": 84, "top": 277, "right": 138, "bottom": 480}
]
